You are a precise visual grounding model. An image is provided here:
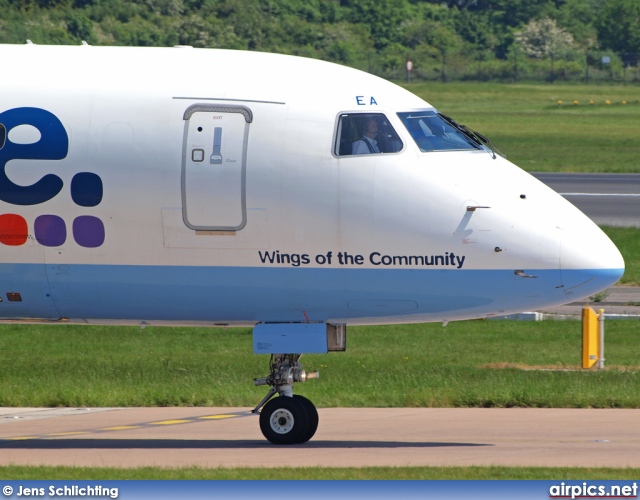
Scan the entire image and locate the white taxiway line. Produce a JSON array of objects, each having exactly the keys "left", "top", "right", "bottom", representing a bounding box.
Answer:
[{"left": 560, "top": 193, "right": 640, "bottom": 196}]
